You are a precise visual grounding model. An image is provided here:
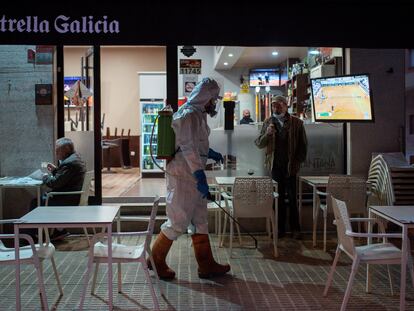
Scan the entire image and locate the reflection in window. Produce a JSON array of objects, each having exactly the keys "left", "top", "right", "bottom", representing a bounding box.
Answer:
[{"left": 0, "top": 45, "right": 55, "bottom": 176}]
